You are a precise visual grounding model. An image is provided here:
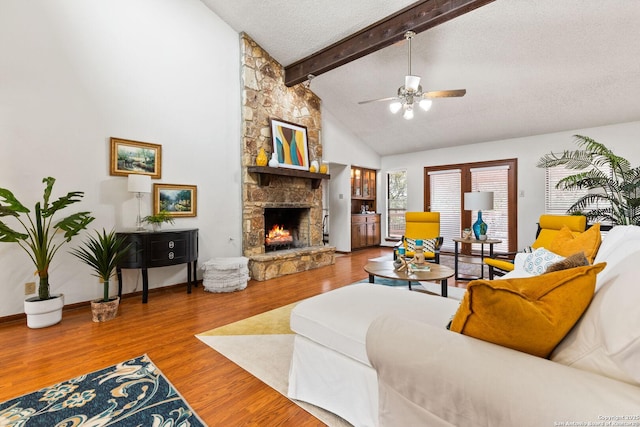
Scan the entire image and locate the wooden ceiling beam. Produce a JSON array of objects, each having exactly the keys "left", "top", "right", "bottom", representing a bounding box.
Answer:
[{"left": 284, "top": 0, "right": 495, "bottom": 86}]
